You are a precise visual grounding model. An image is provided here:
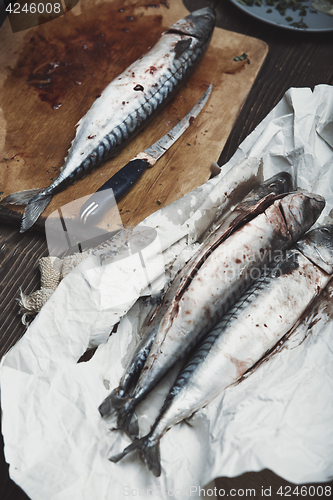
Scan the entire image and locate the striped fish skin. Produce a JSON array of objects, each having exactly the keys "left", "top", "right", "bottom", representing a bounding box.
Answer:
[
  {"left": 0, "top": 7, "right": 216, "bottom": 232},
  {"left": 110, "top": 225, "right": 333, "bottom": 477},
  {"left": 98, "top": 172, "right": 293, "bottom": 418},
  {"left": 113, "top": 191, "right": 325, "bottom": 434}
]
